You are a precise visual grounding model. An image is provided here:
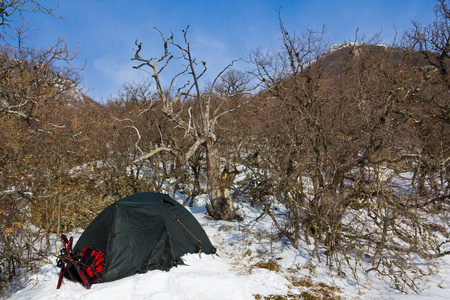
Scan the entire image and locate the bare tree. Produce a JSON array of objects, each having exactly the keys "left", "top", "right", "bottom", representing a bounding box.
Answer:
[
  {"left": 0, "top": 42, "right": 79, "bottom": 124},
  {"left": 252, "top": 16, "right": 331, "bottom": 248},
  {"left": 0, "top": 1, "right": 84, "bottom": 292},
  {"left": 0, "top": 0, "right": 61, "bottom": 46},
  {"left": 132, "top": 26, "right": 250, "bottom": 220},
  {"left": 213, "top": 68, "right": 252, "bottom": 98},
  {"left": 248, "top": 9, "right": 450, "bottom": 292},
  {"left": 403, "top": 0, "right": 450, "bottom": 205}
]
